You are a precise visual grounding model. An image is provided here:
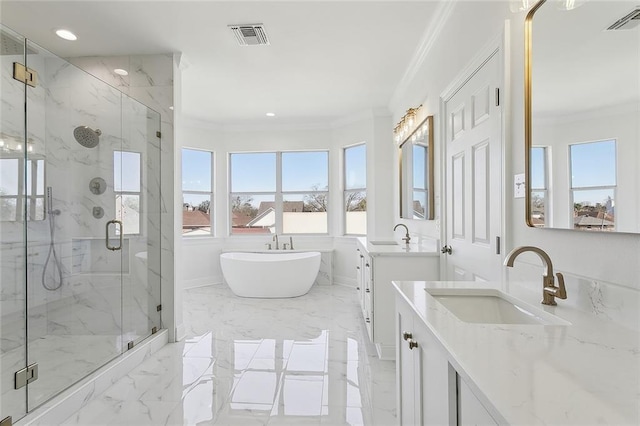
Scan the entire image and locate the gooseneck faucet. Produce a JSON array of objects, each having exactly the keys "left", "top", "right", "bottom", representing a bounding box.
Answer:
[
  {"left": 504, "top": 246, "right": 567, "bottom": 306},
  {"left": 393, "top": 223, "right": 411, "bottom": 244},
  {"left": 272, "top": 234, "right": 279, "bottom": 250}
]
